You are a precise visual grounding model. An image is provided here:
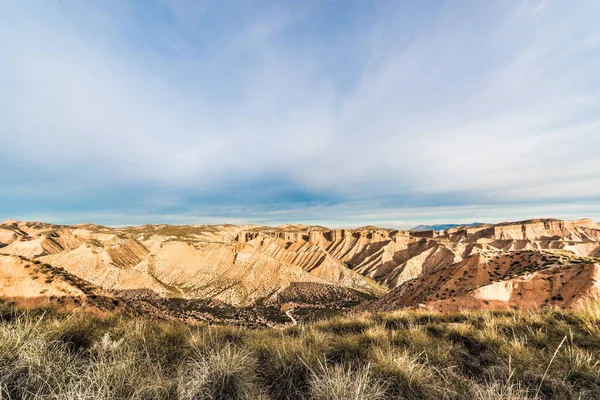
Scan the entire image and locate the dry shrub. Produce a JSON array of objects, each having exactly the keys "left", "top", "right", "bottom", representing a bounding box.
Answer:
[
  {"left": 309, "top": 362, "right": 387, "bottom": 400},
  {"left": 177, "top": 342, "right": 265, "bottom": 400},
  {"left": 371, "top": 346, "right": 449, "bottom": 399},
  {"left": 575, "top": 297, "right": 600, "bottom": 338},
  {"left": 250, "top": 332, "right": 317, "bottom": 400}
]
